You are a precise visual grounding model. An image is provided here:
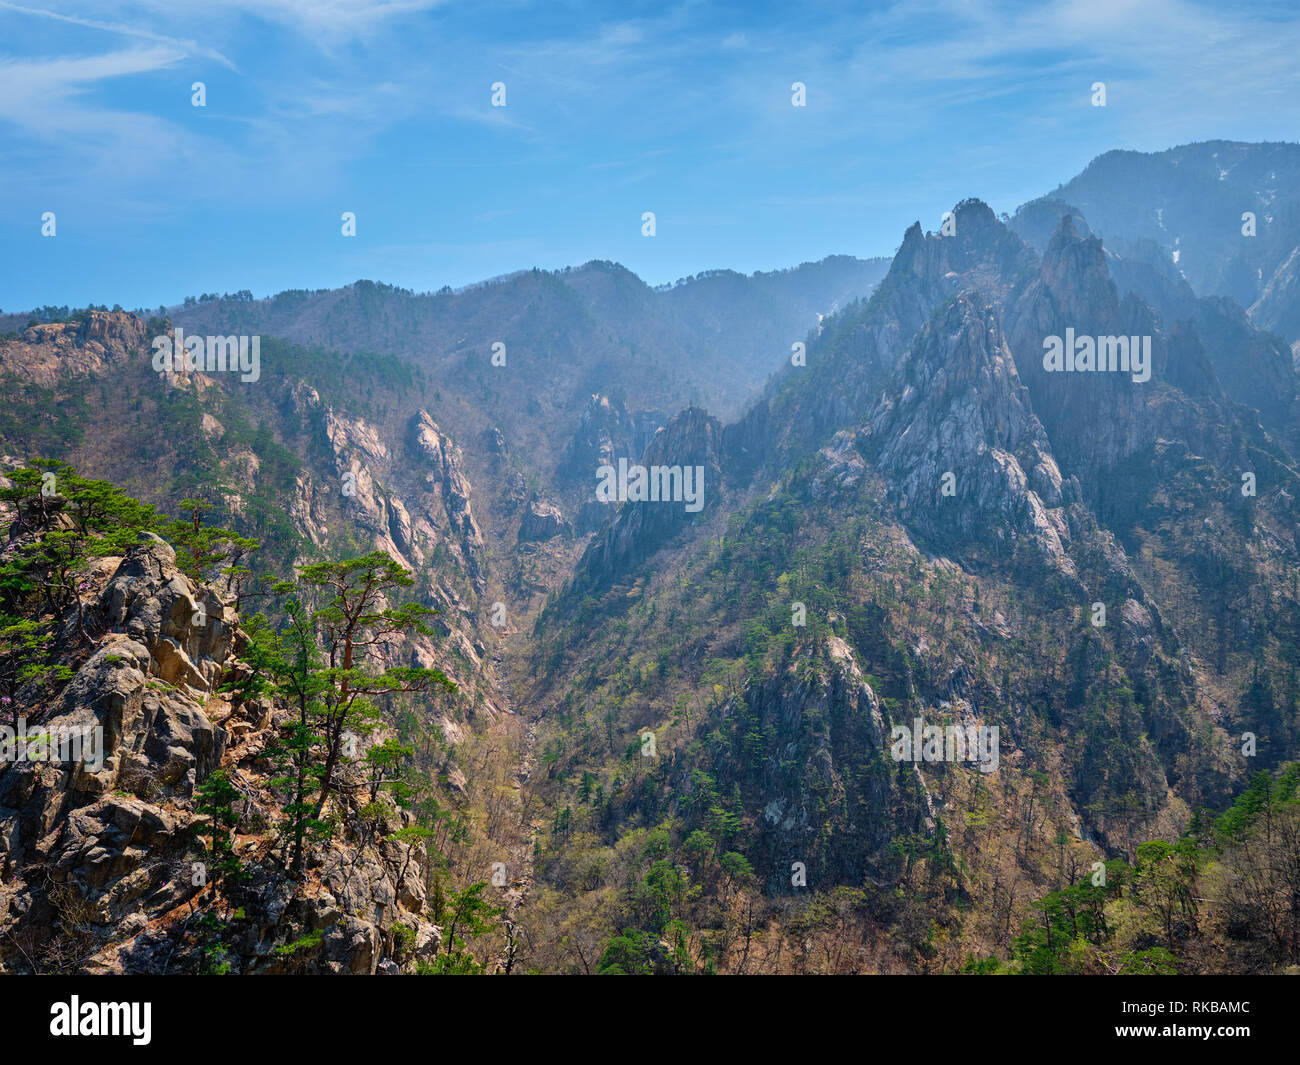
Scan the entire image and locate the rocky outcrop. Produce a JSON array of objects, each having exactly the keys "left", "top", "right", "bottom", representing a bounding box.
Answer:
[
  {"left": 518, "top": 495, "right": 572, "bottom": 542},
  {"left": 1, "top": 311, "right": 147, "bottom": 387},
  {"left": 857, "top": 293, "right": 1079, "bottom": 579},
  {"left": 0, "top": 532, "right": 443, "bottom": 975},
  {"left": 724, "top": 199, "right": 1042, "bottom": 485},
  {"left": 572, "top": 407, "right": 722, "bottom": 592},
  {"left": 1009, "top": 197, "right": 1095, "bottom": 254},
  {"left": 1005, "top": 216, "right": 1173, "bottom": 483}
]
